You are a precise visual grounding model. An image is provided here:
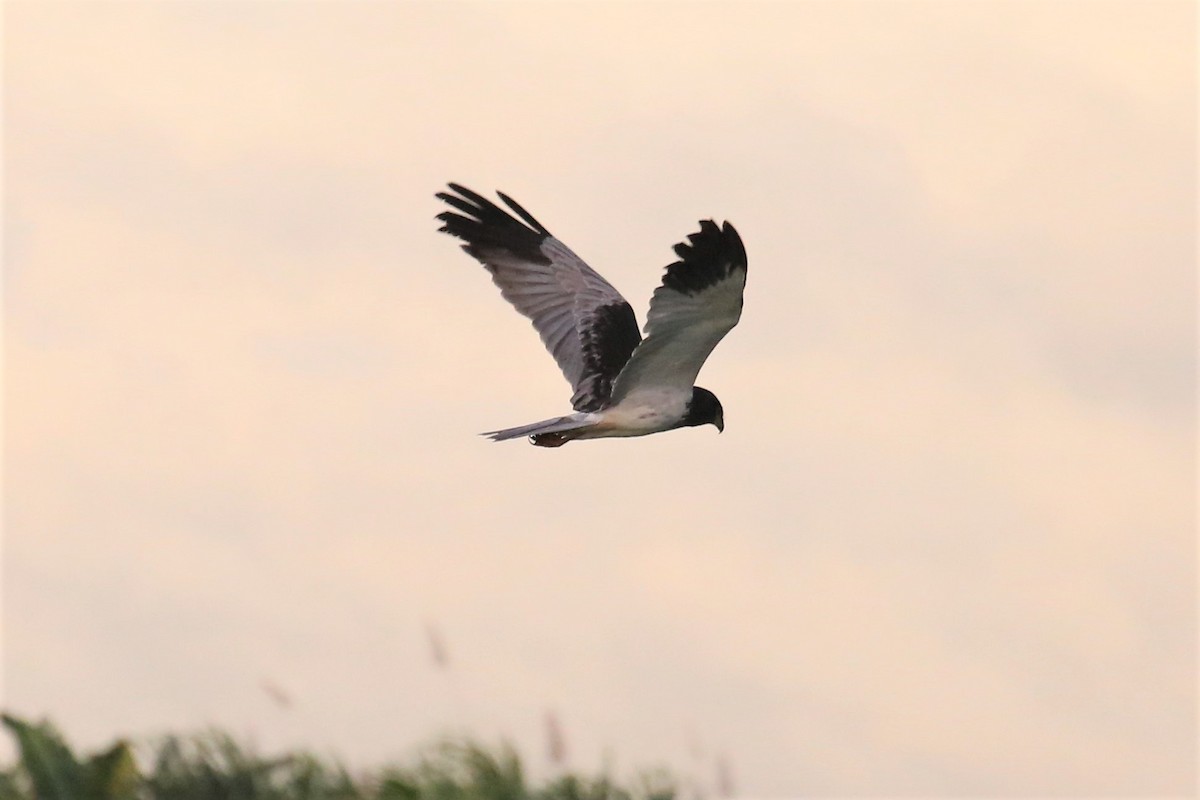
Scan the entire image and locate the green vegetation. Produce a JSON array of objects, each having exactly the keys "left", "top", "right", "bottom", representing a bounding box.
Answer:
[{"left": 0, "top": 715, "right": 677, "bottom": 800}]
